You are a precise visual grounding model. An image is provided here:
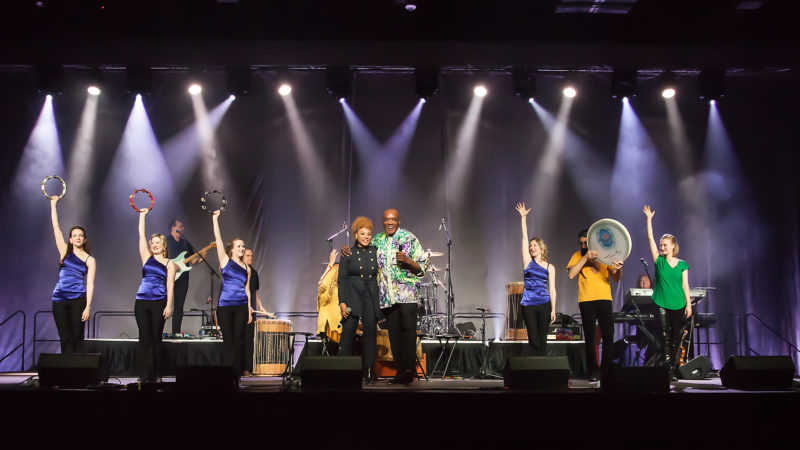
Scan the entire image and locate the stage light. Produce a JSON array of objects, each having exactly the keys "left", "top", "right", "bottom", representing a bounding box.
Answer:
[
  {"left": 226, "top": 66, "right": 250, "bottom": 97},
  {"left": 126, "top": 65, "right": 152, "bottom": 95},
  {"left": 405, "top": 3, "right": 417, "bottom": 11},
  {"left": 414, "top": 66, "right": 439, "bottom": 102},
  {"left": 188, "top": 84, "right": 202, "bottom": 95},
  {"left": 45, "top": 94, "right": 52, "bottom": 100},
  {"left": 87, "top": 86, "right": 101, "bottom": 96},
  {"left": 563, "top": 86, "right": 577, "bottom": 98},
  {"left": 36, "top": 64, "right": 65, "bottom": 95},
  {"left": 512, "top": 67, "right": 536, "bottom": 101},
  {"left": 229, "top": 94, "right": 236, "bottom": 101},
  {"left": 699, "top": 69, "right": 725, "bottom": 102},
  {"left": 420, "top": 98, "right": 426, "bottom": 104},
  {"left": 326, "top": 66, "right": 352, "bottom": 101},
  {"left": 709, "top": 99, "right": 716, "bottom": 106},
  {"left": 611, "top": 68, "right": 637, "bottom": 99},
  {"left": 338, "top": 97, "right": 345, "bottom": 104},
  {"left": 662, "top": 88, "right": 676, "bottom": 99},
  {"left": 278, "top": 84, "right": 292, "bottom": 96},
  {"left": 622, "top": 96, "right": 629, "bottom": 103},
  {"left": 528, "top": 98, "right": 534, "bottom": 104},
  {"left": 474, "top": 85, "right": 487, "bottom": 97}
]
